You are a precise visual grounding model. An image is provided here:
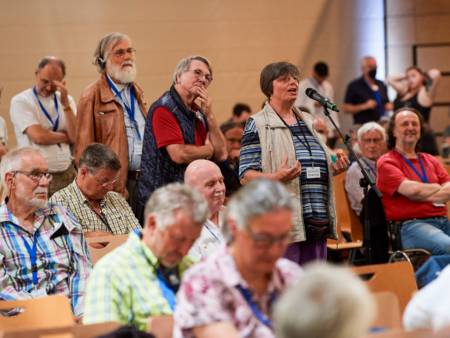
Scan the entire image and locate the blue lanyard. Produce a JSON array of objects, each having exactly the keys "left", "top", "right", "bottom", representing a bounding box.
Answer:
[
  {"left": 204, "top": 222, "right": 220, "bottom": 242},
  {"left": 105, "top": 76, "right": 141, "bottom": 140},
  {"left": 236, "top": 284, "right": 276, "bottom": 329},
  {"left": 156, "top": 268, "right": 176, "bottom": 311},
  {"left": 399, "top": 152, "right": 429, "bottom": 183},
  {"left": 11, "top": 223, "right": 39, "bottom": 287},
  {"left": 32, "top": 87, "right": 60, "bottom": 131}
]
